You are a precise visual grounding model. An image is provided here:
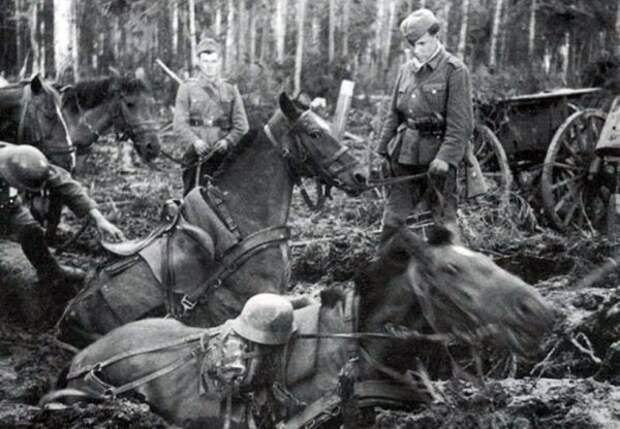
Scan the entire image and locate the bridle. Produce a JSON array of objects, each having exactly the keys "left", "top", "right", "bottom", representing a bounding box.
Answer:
[
  {"left": 263, "top": 111, "right": 360, "bottom": 191},
  {"left": 18, "top": 82, "right": 76, "bottom": 166},
  {"left": 70, "top": 87, "right": 159, "bottom": 150}
]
